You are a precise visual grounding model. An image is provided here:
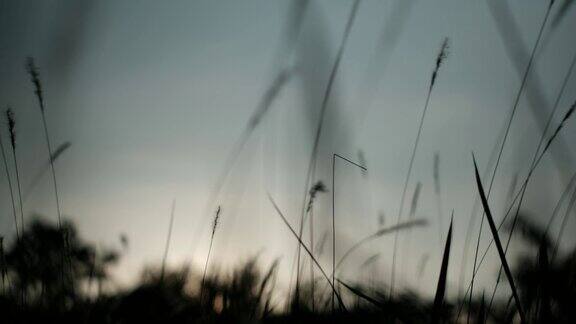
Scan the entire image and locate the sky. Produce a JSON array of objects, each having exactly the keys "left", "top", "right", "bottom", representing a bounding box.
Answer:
[{"left": 1, "top": 0, "right": 576, "bottom": 302}]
